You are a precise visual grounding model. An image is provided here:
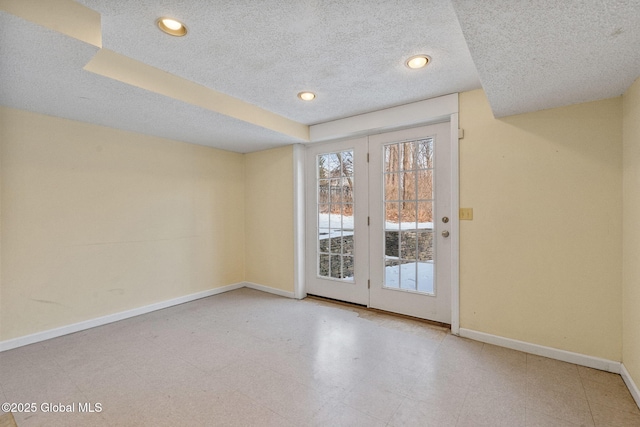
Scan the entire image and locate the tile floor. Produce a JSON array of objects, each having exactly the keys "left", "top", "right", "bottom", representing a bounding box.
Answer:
[{"left": 0, "top": 288, "right": 638, "bottom": 426}]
